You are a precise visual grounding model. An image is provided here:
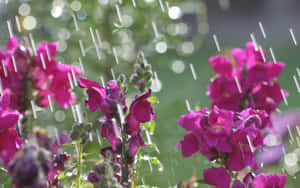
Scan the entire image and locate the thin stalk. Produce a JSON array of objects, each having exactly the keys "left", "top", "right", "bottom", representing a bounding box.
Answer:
[
  {"left": 76, "top": 143, "right": 83, "bottom": 188},
  {"left": 121, "top": 132, "right": 129, "bottom": 187},
  {"left": 116, "top": 105, "right": 130, "bottom": 187}
]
